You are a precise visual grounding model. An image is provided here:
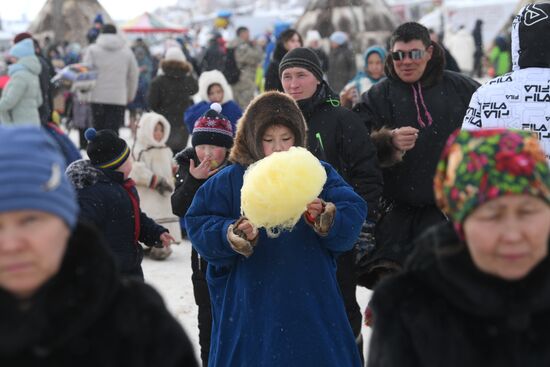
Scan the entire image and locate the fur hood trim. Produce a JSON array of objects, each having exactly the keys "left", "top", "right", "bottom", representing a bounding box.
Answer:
[
  {"left": 229, "top": 91, "right": 307, "bottom": 167},
  {"left": 197, "top": 70, "right": 234, "bottom": 103},
  {"left": 66, "top": 159, "right": 105, "bottom": 189},
  {"left": 370, "top": 127, "right": 405, "bottom": 167},
  {"left": 160, "top": 59, "right": 191, "bottom": 76},
  {"left": 135, "top": 112, "right": 171, "bottom": 149}
]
